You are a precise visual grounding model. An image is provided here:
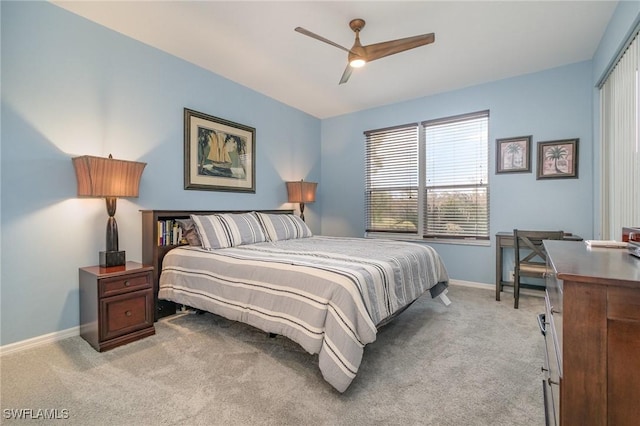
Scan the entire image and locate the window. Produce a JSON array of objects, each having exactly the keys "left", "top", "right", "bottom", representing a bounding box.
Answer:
[
  {"left": 599, "top": 31, "right": 640, "bottom": 239},
  {"left": 422, "top": 111, "right": 490, "bottom": 239},
  {"left": 365, "top": 111, "right": 489, "bottom": 241},
  {"left": 365, "top": 124, "right": 419, "bottom": 234}
]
